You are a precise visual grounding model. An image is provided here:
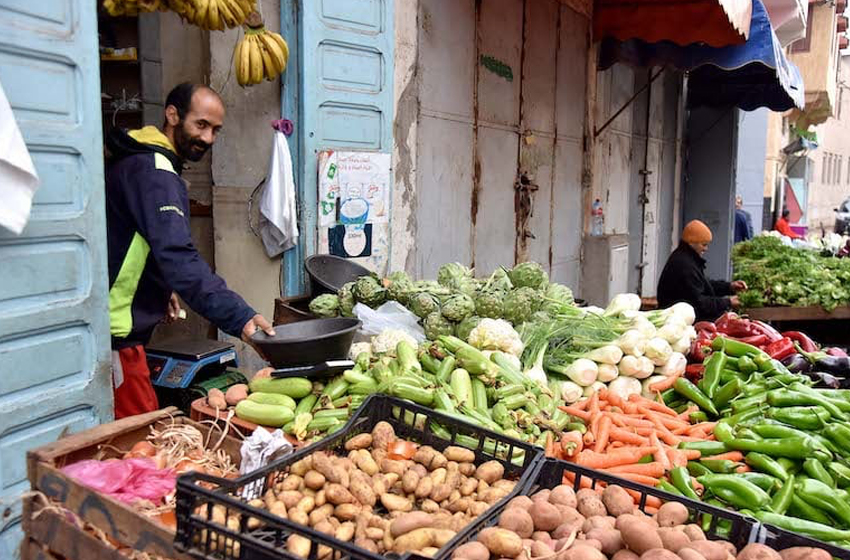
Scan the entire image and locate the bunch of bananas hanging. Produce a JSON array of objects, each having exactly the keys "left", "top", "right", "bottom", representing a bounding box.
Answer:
[
  {"left": 235, "top": 27, "right": 289, "bottom": 87},
  {"left": 102, "top": 0, "right": 255, "bottom": 30}
]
